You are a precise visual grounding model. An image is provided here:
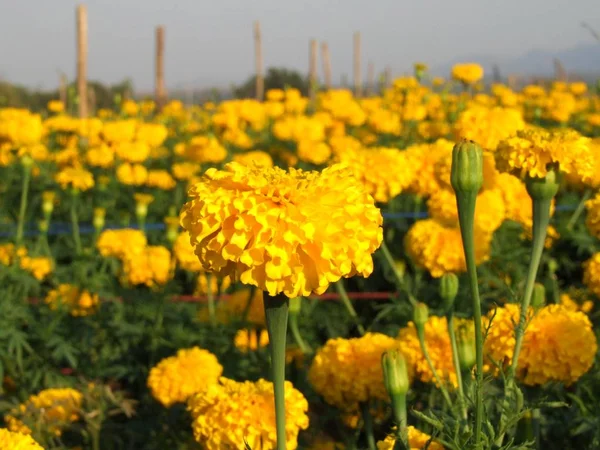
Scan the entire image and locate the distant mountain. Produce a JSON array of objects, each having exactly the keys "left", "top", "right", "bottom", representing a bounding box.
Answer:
[{"left": 432, "top": 43, "right": 600, "bottom": 78}]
